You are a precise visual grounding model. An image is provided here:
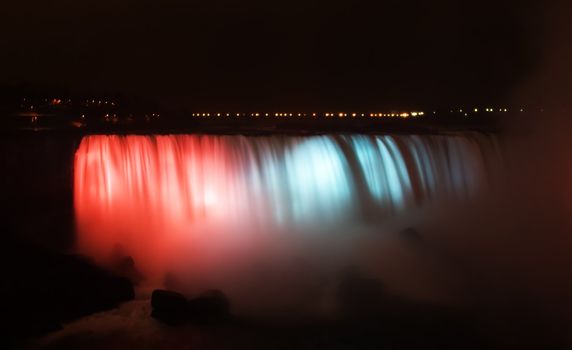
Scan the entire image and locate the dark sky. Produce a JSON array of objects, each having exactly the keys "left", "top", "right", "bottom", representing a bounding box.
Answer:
[{"left": 0, "top": 0, "right": 551, "bottom": 110}]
